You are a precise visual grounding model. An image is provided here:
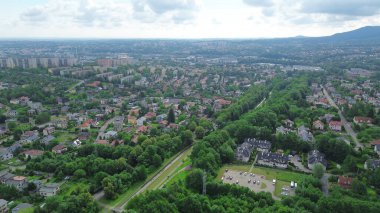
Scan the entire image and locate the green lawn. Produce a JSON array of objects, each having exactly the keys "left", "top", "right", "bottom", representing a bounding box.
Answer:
[
  {"left": 218, "top": 164, "right": 310, "bottom": 183},
  {"left": 59, "top": 182, "right": 89, "bottom": 197},
  {"left": 54, "top": 131, "right": 77, "bottom": 143},
  {"left": 274, "top": 180, "right": 289, "bottom": 197},
  {"left": 145, "top": 147, "right": 192, "bottom": 191},
  {"left": 18, "top": 207, "right": 34, "bottom": 213}
]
